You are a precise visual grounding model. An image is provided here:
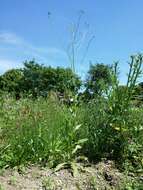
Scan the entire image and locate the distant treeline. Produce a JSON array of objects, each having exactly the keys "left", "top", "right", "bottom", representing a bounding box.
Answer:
[{"left": 0, "top": 58, "right": 143, "bottom": 102}]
